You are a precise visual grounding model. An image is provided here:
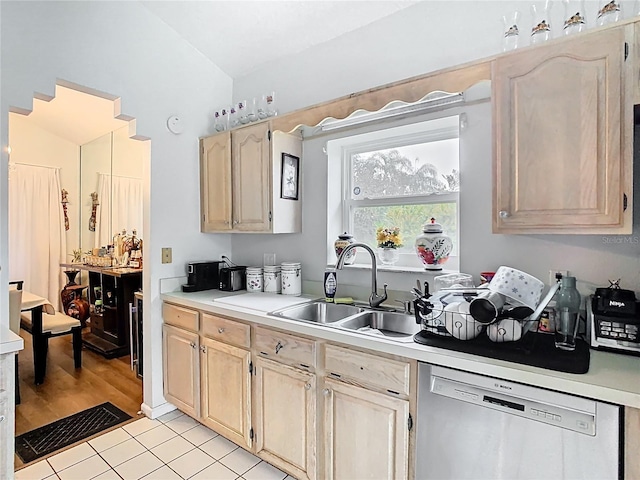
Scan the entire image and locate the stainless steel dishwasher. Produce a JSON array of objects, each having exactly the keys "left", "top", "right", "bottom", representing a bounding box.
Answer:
[{"left": 416, "top": 363, "right": 622, "bottom": 479}]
